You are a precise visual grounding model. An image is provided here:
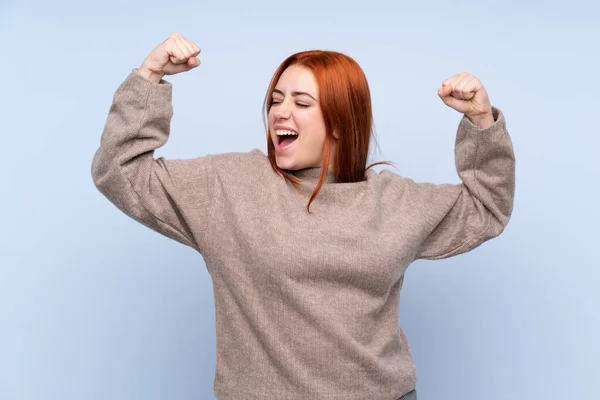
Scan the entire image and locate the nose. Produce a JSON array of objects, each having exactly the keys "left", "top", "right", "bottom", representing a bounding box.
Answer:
[{"left": 273, "top": 99, "right": 292, "bottom": 119}]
